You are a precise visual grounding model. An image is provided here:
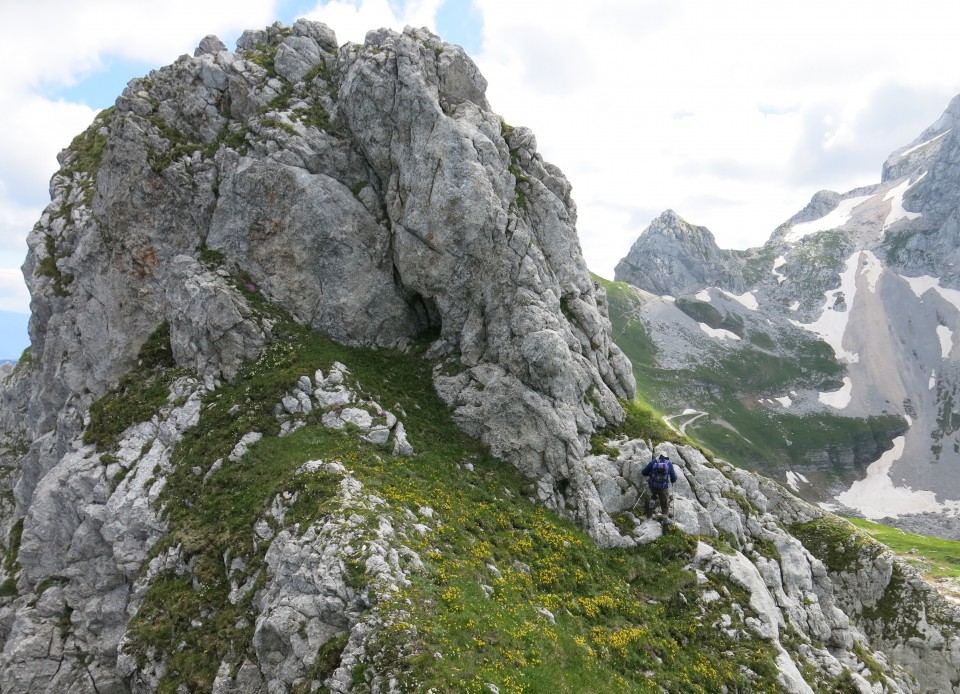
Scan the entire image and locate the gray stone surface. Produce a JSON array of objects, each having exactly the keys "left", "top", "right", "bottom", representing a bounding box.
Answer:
[
  {"left": 615, "top": 209, "right": 746, "bottom": 295},
  {"left": 0, "top": 377, "right": 207, "bottom": 692},
  {"left": 10, "top": 16, "right": 635, "bottom": 543}
]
